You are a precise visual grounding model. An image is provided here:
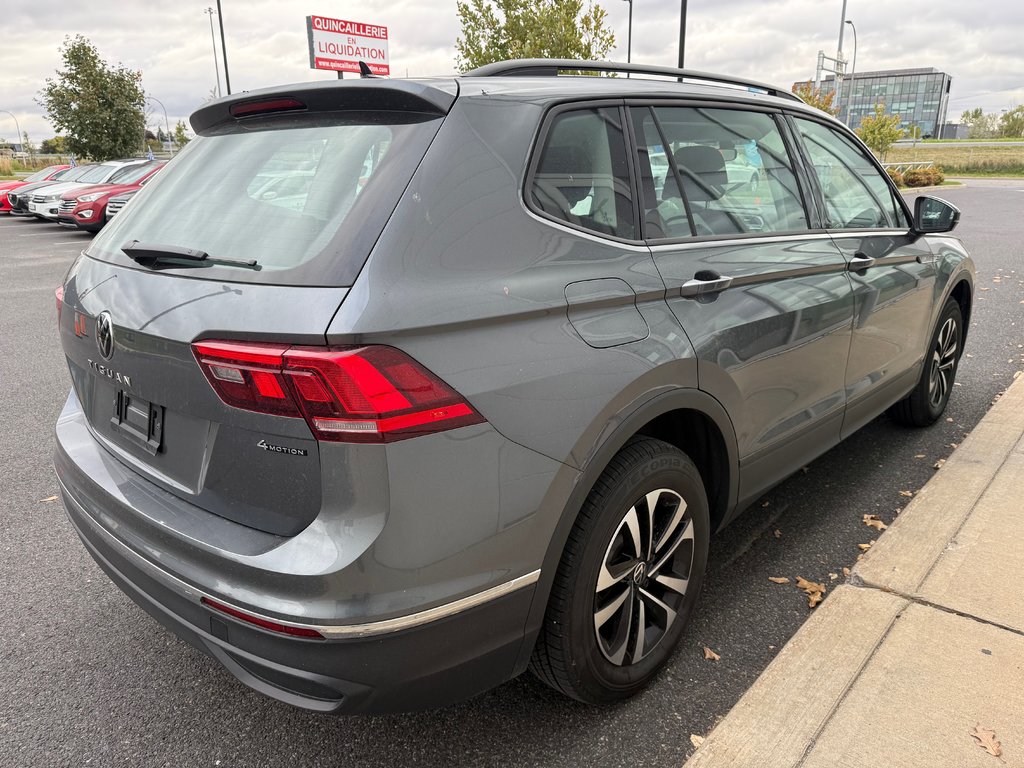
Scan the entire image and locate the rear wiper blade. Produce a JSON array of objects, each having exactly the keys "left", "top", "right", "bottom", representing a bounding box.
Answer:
[{"left": 121, "top": 240, "right": 260, "bottom": 270}]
